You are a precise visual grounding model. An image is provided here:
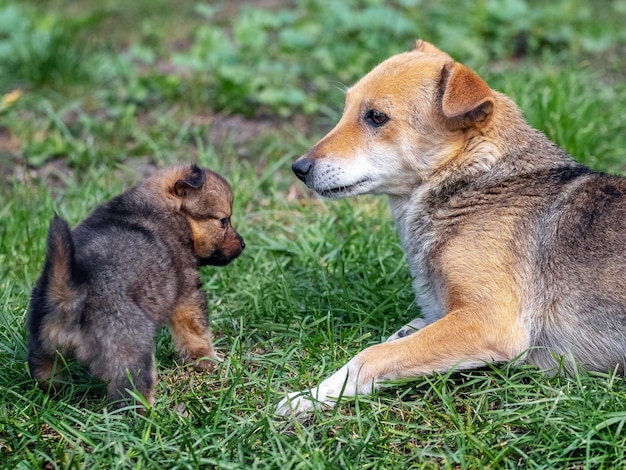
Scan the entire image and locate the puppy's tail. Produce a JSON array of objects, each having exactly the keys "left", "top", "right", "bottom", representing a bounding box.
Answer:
[
  {"left": 27, "top": 214, "right": 81, "bottom": 381},
  {"left": 40, "top": 214, "right": 80, "bottom": 312}
]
